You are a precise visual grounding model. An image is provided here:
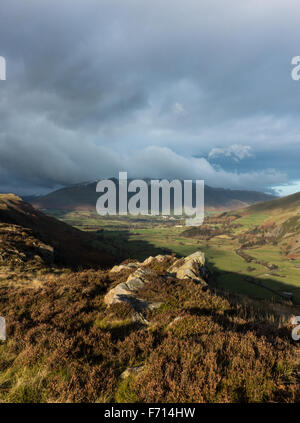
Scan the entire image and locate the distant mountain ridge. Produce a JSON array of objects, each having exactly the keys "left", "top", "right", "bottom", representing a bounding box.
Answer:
[
  {"left": 243, "top": 190, "right": 300, "bottom": 214},
  {"left": 30, "top": 180, "right": 276, "bottom": 211}
]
